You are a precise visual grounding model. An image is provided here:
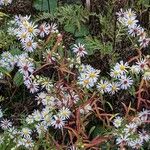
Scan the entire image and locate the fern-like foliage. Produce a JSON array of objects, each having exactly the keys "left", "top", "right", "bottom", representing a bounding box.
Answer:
[
  {"left": 35, "top": 12, "right": 56, "bottom": 22},
  {"left": 35, "top": 4, "right": 90, "bottom": 36},
  {"left": 56, "top": 4, "right": 89, "bottom": 31},
  {"left": 85, "top": 36, "right": 113, "bottom": 55},
  {"left": 0, "top": 30, "right": 16, "bottom": 50}
]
